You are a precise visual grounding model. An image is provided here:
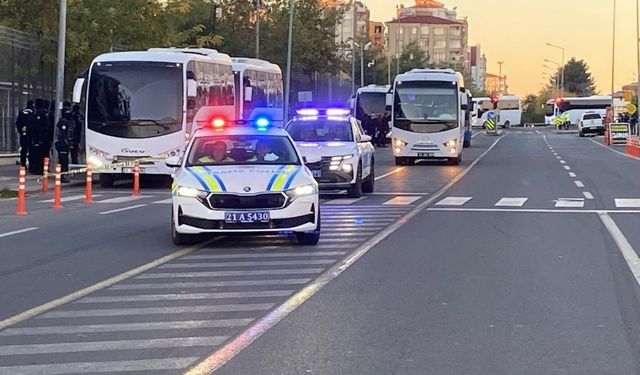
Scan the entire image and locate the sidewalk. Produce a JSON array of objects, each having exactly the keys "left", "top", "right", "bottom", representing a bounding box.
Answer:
[{"left": 0, "top": 163, "right": 85, "bottom": 194}]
